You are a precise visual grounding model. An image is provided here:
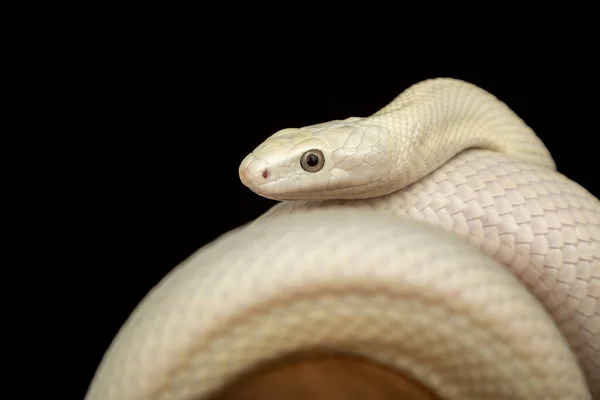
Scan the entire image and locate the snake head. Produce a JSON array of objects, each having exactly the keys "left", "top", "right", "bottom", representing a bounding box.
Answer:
[{"left": 239, "top": 118, "right": 395, "bottom": 200}]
